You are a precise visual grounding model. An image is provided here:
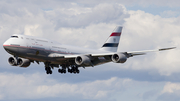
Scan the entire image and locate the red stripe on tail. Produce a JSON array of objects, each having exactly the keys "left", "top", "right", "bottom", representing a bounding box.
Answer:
[{"left": 110, "top": 32, "right": 121, "bottom": 36}]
